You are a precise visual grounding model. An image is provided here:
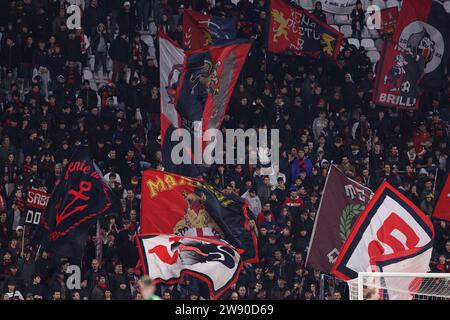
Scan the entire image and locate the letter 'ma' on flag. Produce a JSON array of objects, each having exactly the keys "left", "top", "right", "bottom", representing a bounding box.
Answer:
[
  {"left": 267, "top": 0, "right": 343, "bottom": 60},
  {"left": 331, "top": 182, "right": 434, "bottom": 281},
  {"left": 140, "top": 170, "right": 258, "bottom": 263}
]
